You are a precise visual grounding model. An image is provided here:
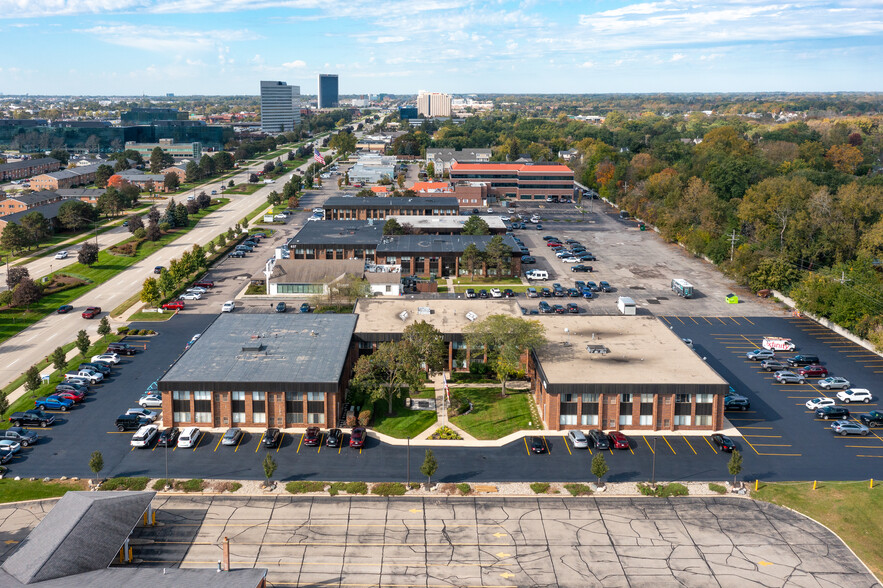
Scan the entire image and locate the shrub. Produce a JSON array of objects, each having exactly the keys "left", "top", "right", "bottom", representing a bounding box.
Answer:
[
  {"left": 636, "top": 483, "right": 658, "bottom": 496},
  {"left": 469, "top": 362, "right": 492, "bottom": 376},
  {"left": 530, "top": 482, "right": 550, "bottom": 494},
  {"left": 371, "top": 482, "right": 406, "bottom": 496},
  {"left": 117, "top": 326, "right": 129, "bottom": 335},
  {"left": 358, "top": 409, "right": 371, "bottom": 426},
  {"left": 346, "top": 412, "right": 357, "bottom": 427},
  {"left": 99, "top": 476, "right": 149, "bottom": 491},
  {"left": 227, "top": 482, "right": 242, "bottom": 493},
  {"left": 563, "top": 483, "right": 593, "bottom": 497},
  {"left": 152, "top": 478, "right": 172, "bottom": 491},
  {"left": 660, "top": 483, "right": 689, "bottom": 497},
  {"left": 429, "top": 426, "right": 462, "bottom": 440},
  {"left": 133, "top": 227, "right": 146, "bottom": 239},
  {"left": 708, "top": 483, "right": 727, "bottom": 495},
  {"left": 177, "top": 479, "right": 205, "bottom": 493},
  {"left": 457, "top": 483, "right": 471, "bottom": 495},
  {"left": 408, "top": 482, "right": 421, "bottom": 490},
  {"left": 286, "top": 480, "right": 326, "bottom": 494},
  {"left": 159, "top": 222, "right": 171, "bottom": 232},
  {"left": 345, "top": 481, "right": 368, "bottom": 494}
]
